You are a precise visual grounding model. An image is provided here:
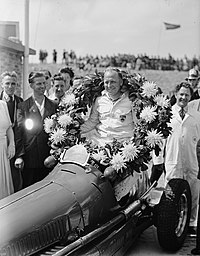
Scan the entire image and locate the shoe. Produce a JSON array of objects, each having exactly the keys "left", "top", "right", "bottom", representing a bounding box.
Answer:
[{"left": 188, "top": 226, "right": 197, "bottom": 237}]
